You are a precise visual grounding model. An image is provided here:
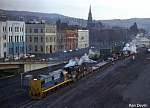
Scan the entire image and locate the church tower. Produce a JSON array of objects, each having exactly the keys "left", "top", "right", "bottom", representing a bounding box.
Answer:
[{"left": 87, "top": 5, "right": 93, "bottom": 28}]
